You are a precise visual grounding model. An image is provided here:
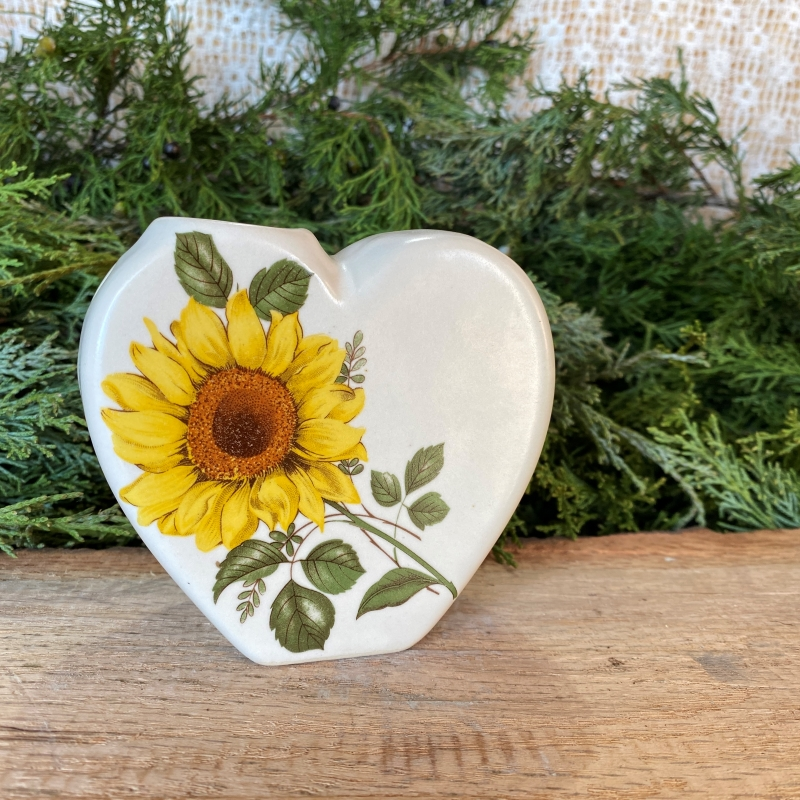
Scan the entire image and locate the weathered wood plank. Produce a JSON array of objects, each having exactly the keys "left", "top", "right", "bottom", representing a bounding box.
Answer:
[{"left": 1, "top": 529, "right": 799, "bottom": 799}]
